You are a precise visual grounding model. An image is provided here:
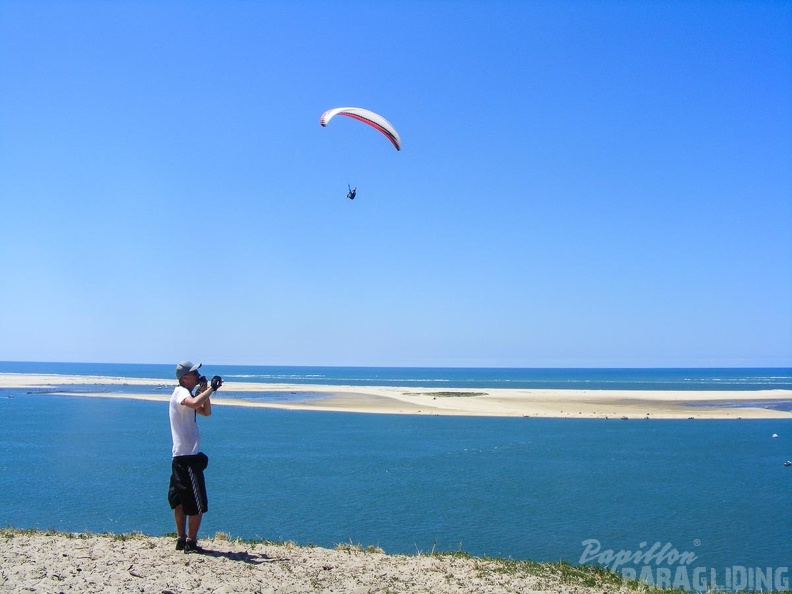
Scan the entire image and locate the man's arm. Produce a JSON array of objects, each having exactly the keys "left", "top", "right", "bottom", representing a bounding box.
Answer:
[{"left": 180, "top": 387, "right": 213, "bottom": 416}]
